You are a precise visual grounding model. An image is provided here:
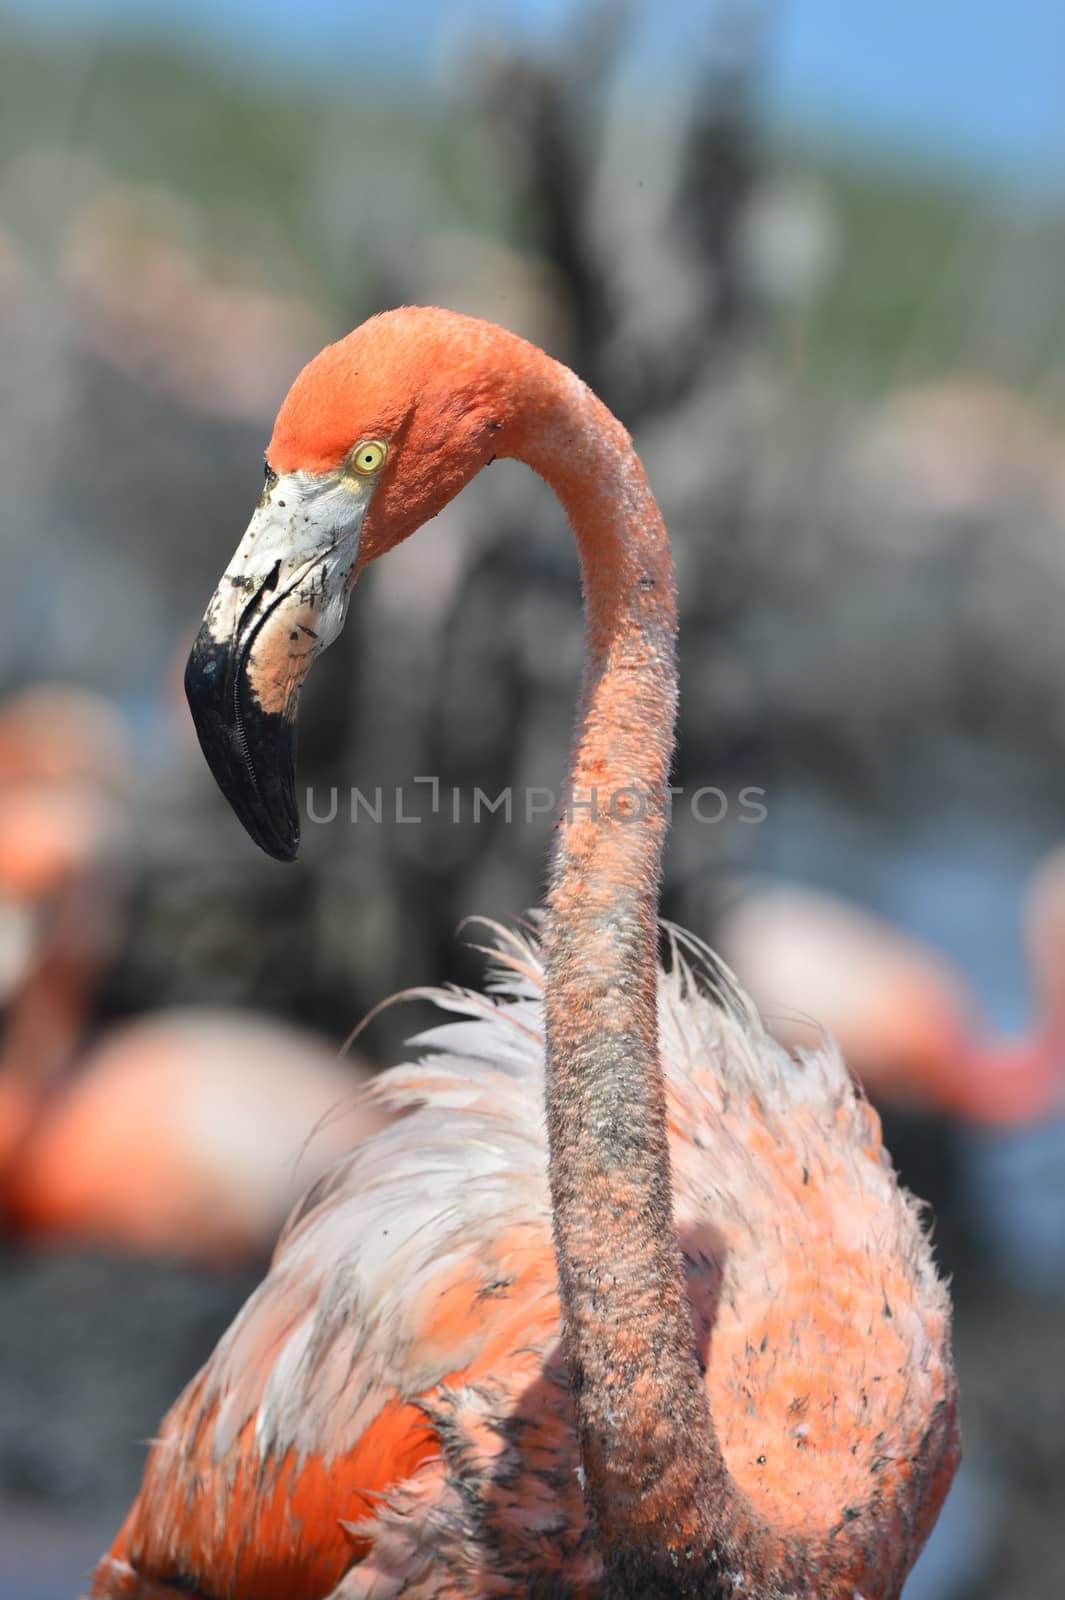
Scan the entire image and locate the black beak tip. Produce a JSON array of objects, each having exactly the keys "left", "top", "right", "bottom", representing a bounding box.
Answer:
[
  {"left": 242, "top": 807, "right": 301, "bottom": 865},
  {"left": 184, "top": 628, "right": 302, "bottom": 864}
]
